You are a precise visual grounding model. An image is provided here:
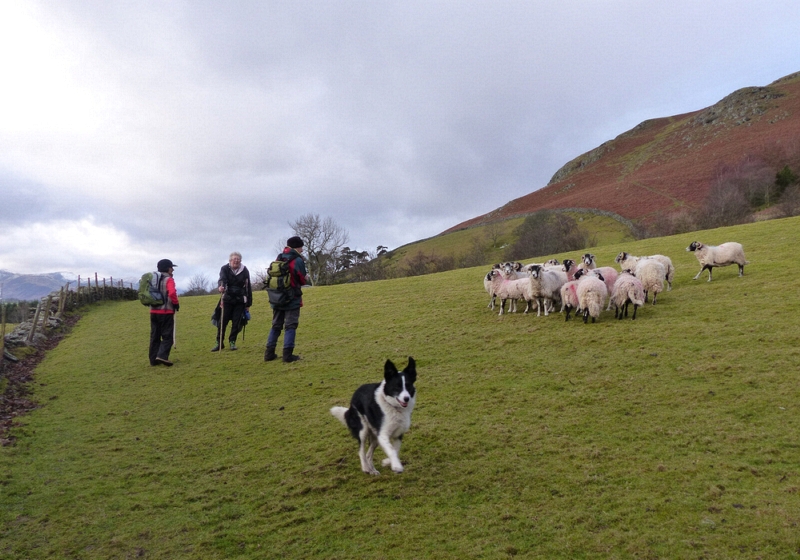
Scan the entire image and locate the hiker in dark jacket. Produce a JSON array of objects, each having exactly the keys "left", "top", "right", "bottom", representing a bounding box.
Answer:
[
  {"left": 264, "top": 236, "right": 309, "bottom": 363},
  {"left": 150, "top": 259, "right": 179, "bottom": 366},
  {"left": 212, "top": 251, "right": 252, "bottom": 351}
]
